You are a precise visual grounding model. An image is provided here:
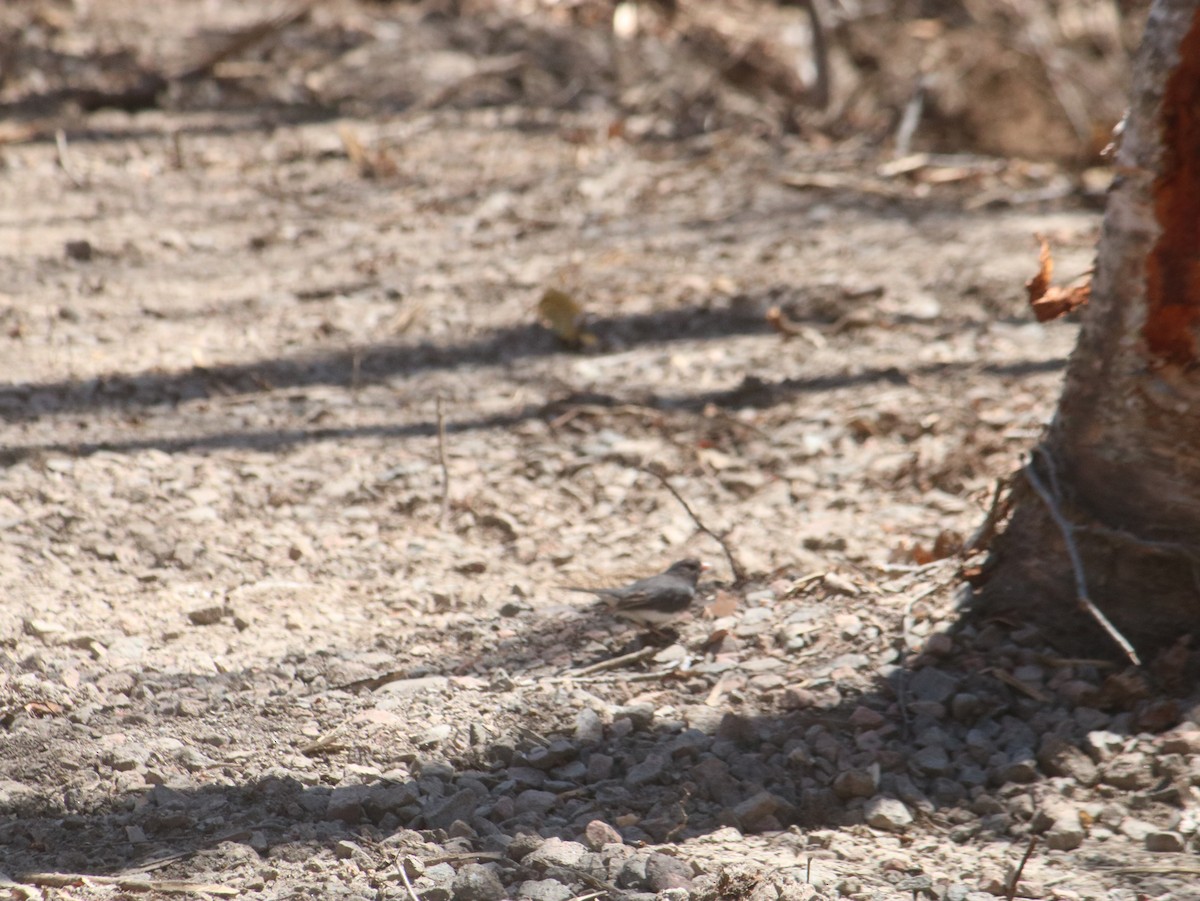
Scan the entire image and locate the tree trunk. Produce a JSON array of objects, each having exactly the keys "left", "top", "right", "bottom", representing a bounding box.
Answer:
[{"left": 985, "top": 0, "right": 1200, "bottom": 658}]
